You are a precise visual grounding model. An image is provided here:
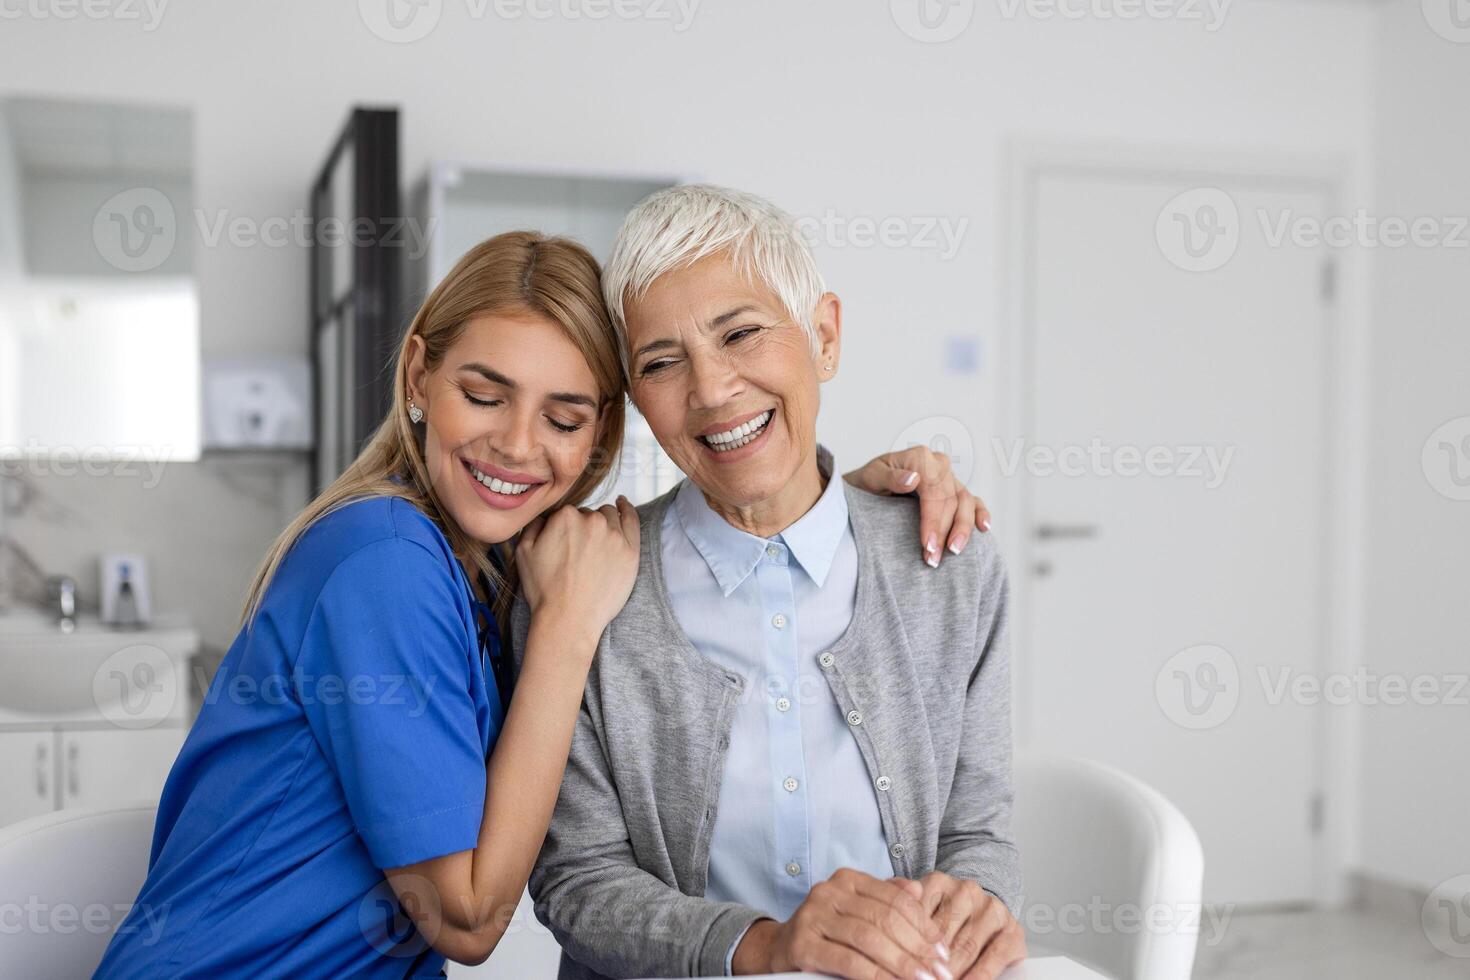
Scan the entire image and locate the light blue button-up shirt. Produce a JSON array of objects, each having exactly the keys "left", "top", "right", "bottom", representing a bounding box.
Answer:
[{"left": 660, "top": 458, "right": 892, "bottom": 961}]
